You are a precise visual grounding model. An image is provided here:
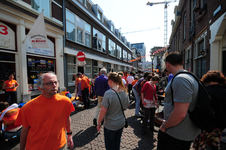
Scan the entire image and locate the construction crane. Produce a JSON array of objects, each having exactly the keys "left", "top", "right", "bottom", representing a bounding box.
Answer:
[
  {"left": 147, "top": 0, "right": 176, "bottom": 47},
  {"left": 122, "top": 27, "right": 160, "bottom": 35}
]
